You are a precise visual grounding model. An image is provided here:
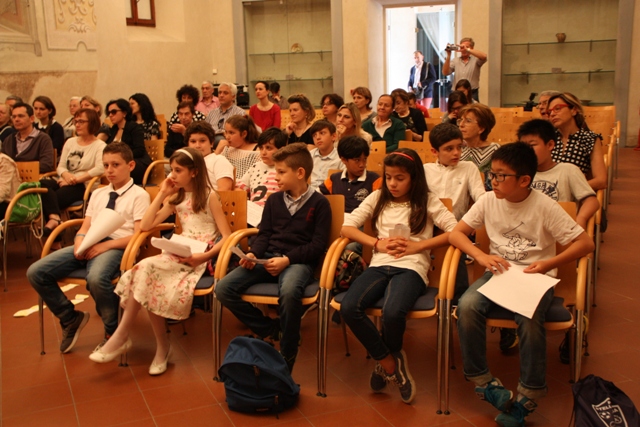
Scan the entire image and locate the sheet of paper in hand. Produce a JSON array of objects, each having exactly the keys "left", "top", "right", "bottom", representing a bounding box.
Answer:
[{"left": 151, "top": 234, "right": 208, "bottom": 258}]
